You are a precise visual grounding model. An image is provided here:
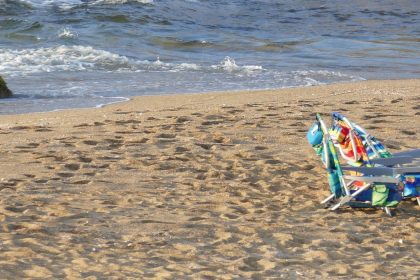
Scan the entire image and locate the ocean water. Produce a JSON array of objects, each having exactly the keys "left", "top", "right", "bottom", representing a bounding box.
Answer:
[{"left": 0, "top": 0, "right": 419, "bottom": 115}]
